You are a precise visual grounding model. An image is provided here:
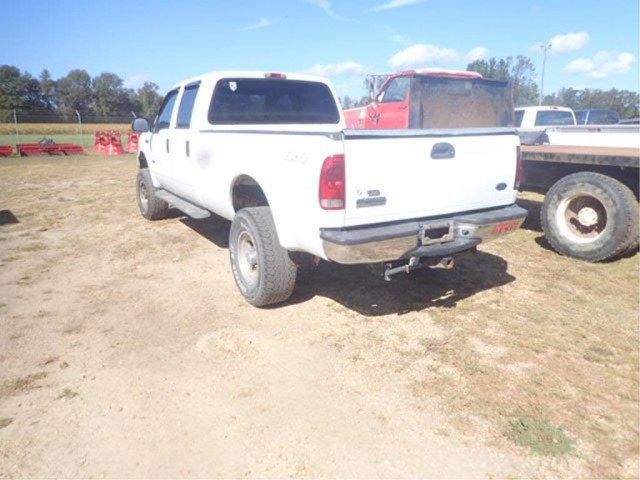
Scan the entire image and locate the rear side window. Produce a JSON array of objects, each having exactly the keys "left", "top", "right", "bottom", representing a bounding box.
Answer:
[
  {"left": 534, "top": 110, "right": 574, "bottom": 126},
  {"left": 155, "top": 89, "right": 178, "bottom": 131},
  {"left": 514, "top": 110, "right": 524, "bottom": 127},
  {"left": 209, "top": 78, "right": 340, "bottom": 124},
  {"left": 176, "top": 83, "right": 200, "bottom": 129}
]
